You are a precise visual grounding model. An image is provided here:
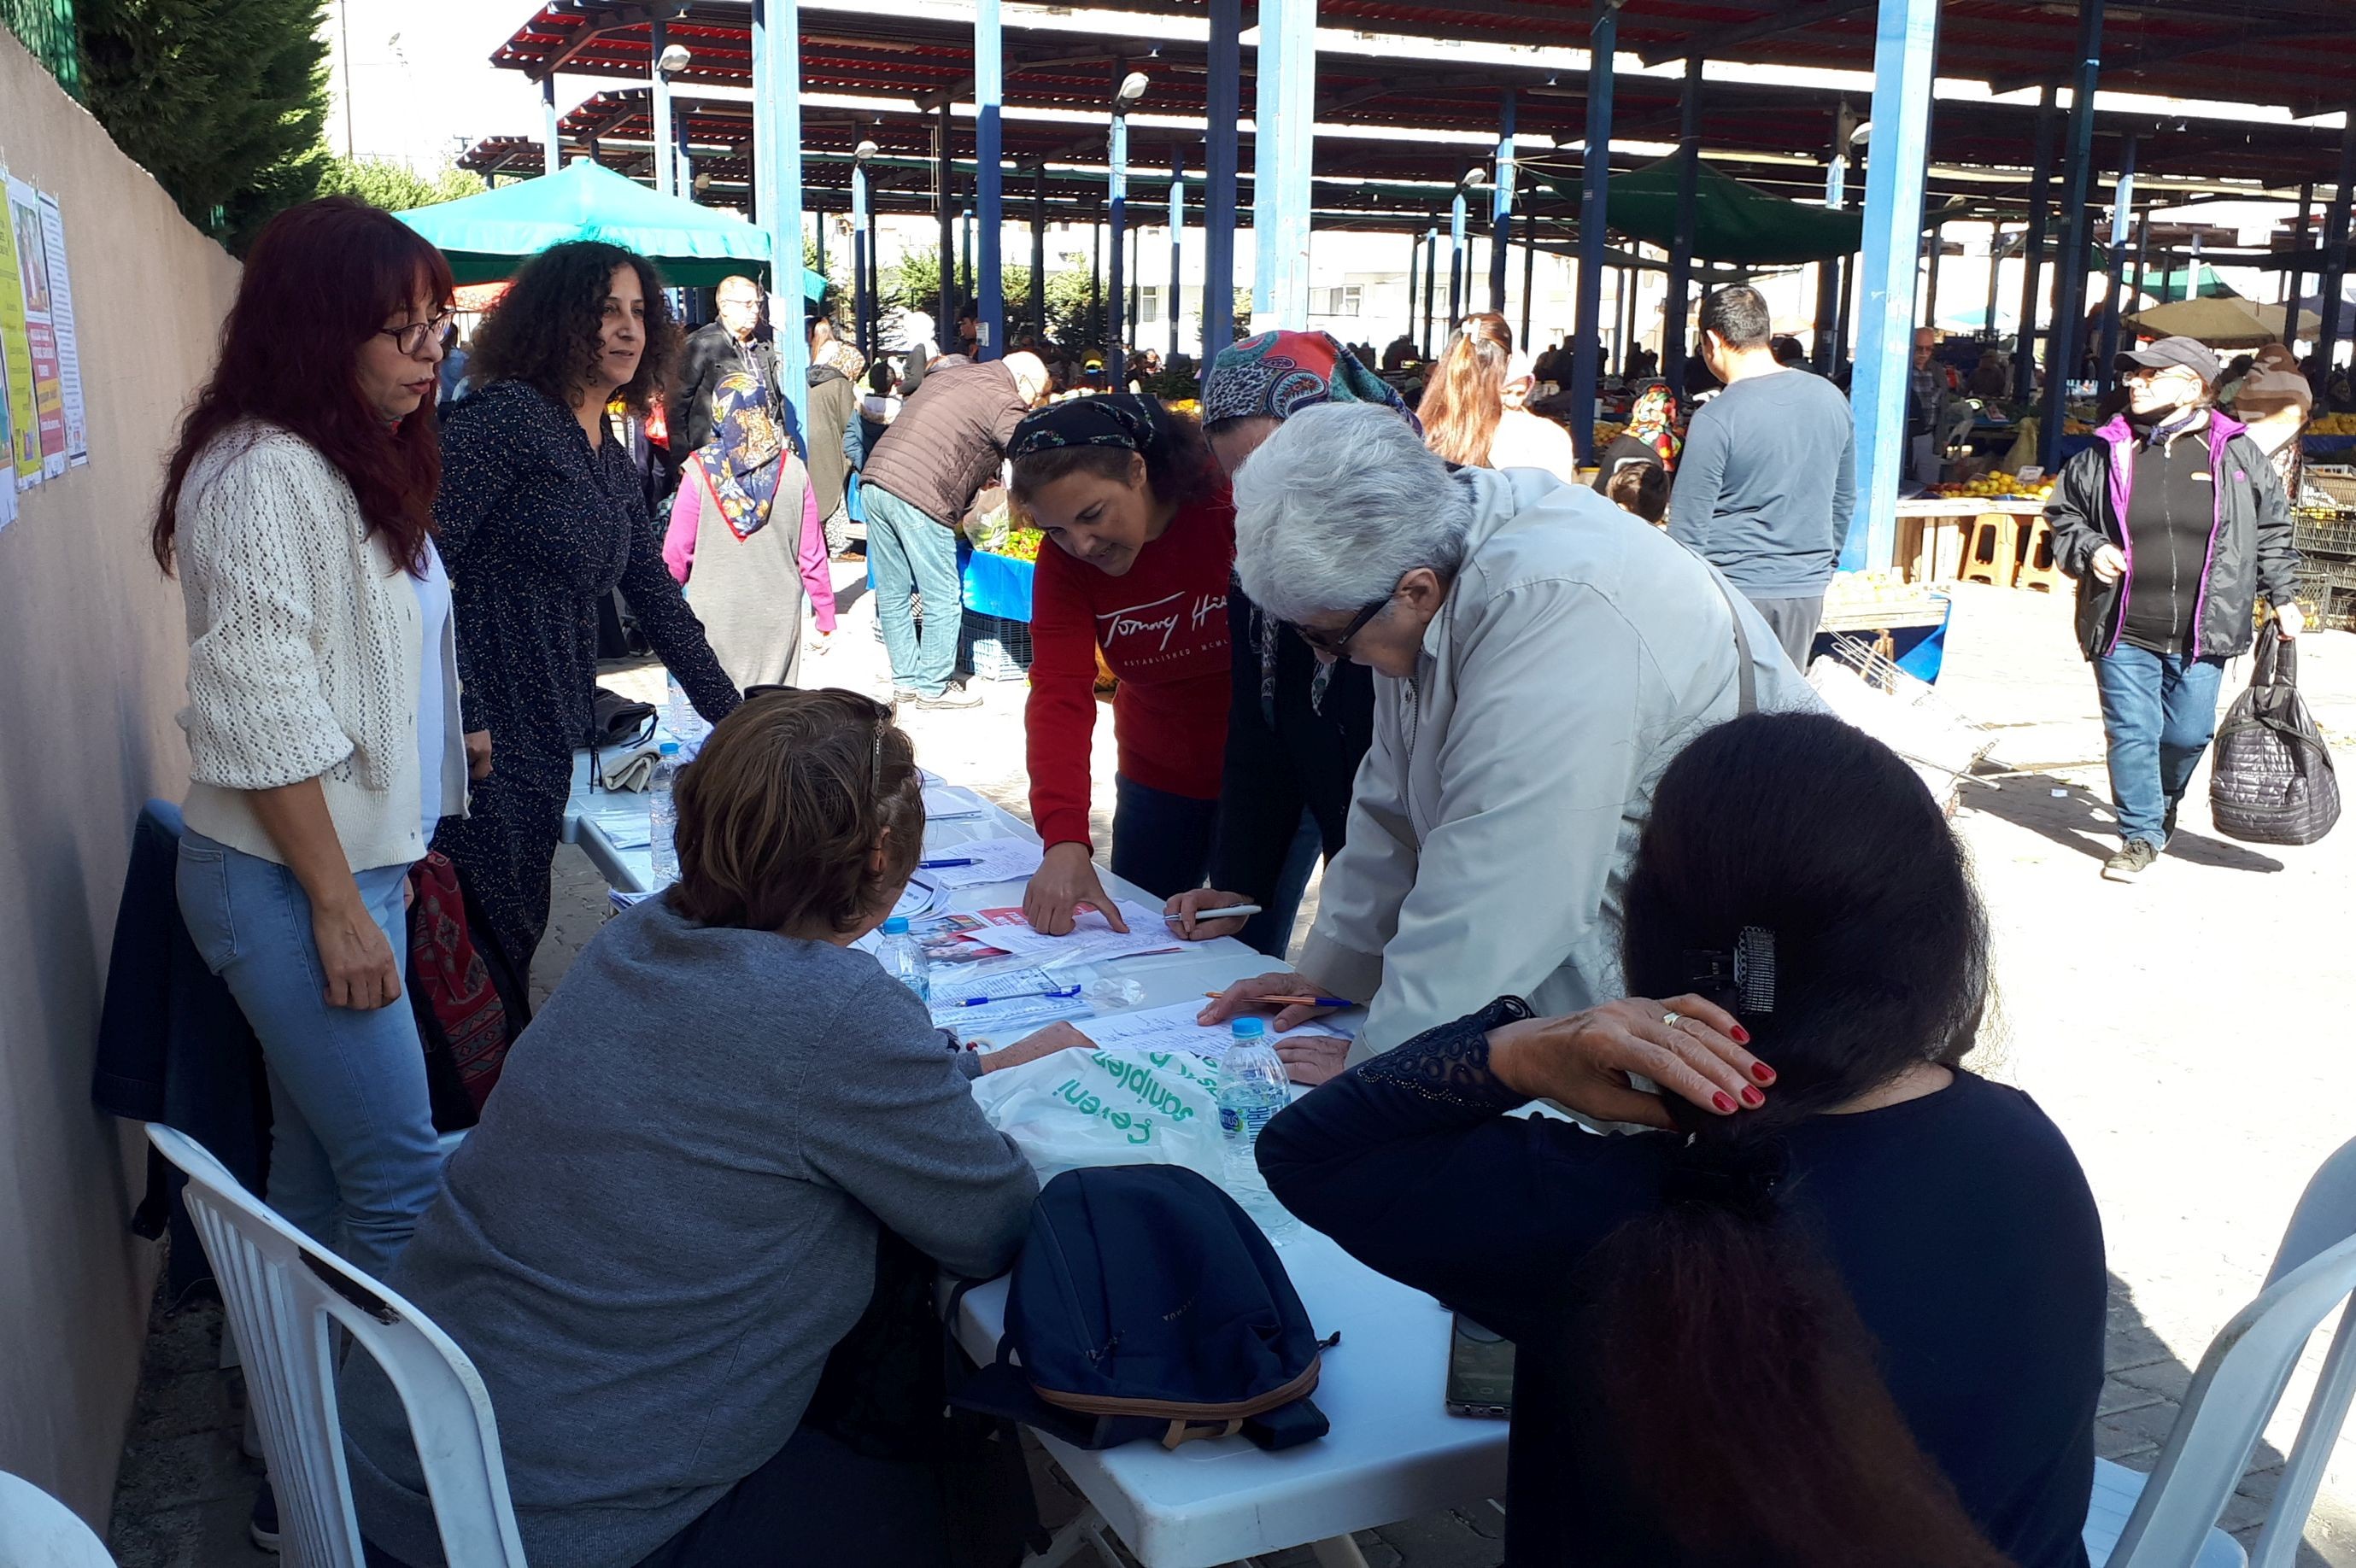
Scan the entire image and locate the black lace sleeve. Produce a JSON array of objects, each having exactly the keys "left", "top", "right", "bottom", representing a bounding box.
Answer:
[{"left": 1352, "top": 995, "right": 1537, "bottom": 1112}]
